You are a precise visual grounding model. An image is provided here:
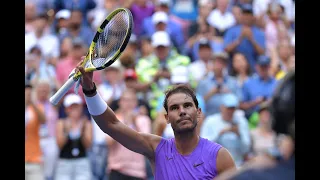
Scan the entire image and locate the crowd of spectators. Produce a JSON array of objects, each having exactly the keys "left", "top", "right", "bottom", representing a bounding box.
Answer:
[{"left": 25, "top": 0, "right": 295, "bottom": 179}]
